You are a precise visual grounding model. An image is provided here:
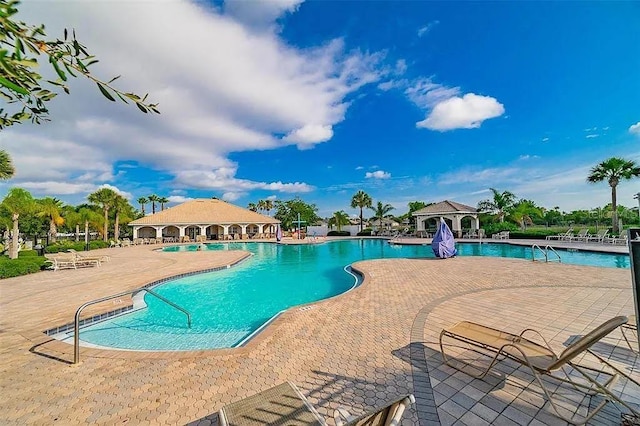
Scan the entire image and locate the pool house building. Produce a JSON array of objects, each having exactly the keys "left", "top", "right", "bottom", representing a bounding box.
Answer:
[
  {"left": 128, "top": 198, "right": 280, "bottom": 241},
  {"left": 412, "top": 200, "right": 479, "bottom": 238}
]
